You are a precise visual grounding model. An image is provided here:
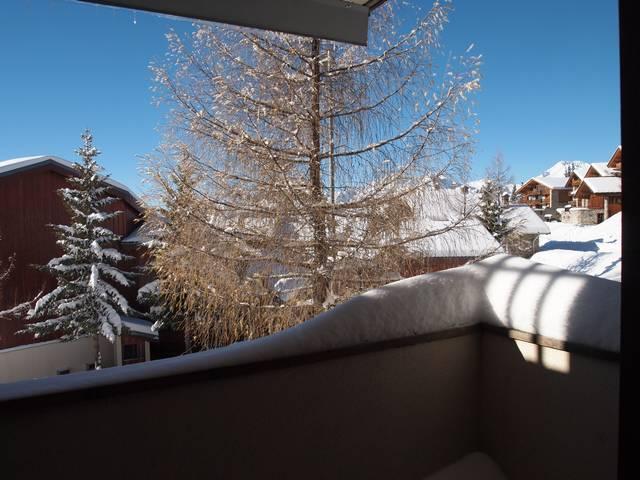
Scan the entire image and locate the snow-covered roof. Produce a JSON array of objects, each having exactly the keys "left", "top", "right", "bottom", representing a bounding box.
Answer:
[
  {"left": 121, "top": 223, "right": 154, "bottom": 244},
  {"left": 581, "top": 176, "right": 621, "bottom": 194},
  {"left": 532, "top": 176, "right": 571, "bottom": 189},
  {"left": 121, "top": 316, "right": 158, "bottom": 339},
  {"left": 327, "top": 185, "right": 500, "bottom": 259},
  {"left": 0, "top": 254, "right": 619, "bottom": 401},
  {"left": 408, "top": 218, "right": 502, "bottom": 257},
  {"left": 606, "top": 145, "right": 622, "bottom": 168},
  {"left": 407, "top": 188, "right": 501, "bottom": 257},
  {"left": 572, "top": 166, "right": 589, "bottom": 180},
  {"left": 503, "top": 205, "right": 550, "bottom": 235},
  {"left": 0, "top": 155, "right": 141, "bottom": 207},
  {"left": 589, "top": 162, "right": 617, "bottom": 177}
]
